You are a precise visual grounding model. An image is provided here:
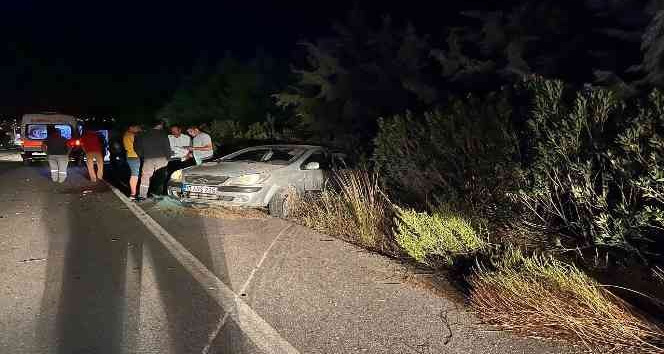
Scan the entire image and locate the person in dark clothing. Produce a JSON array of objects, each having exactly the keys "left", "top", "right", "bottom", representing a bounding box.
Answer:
[
  {"left": 44, "top": 126, "right": 71, "bottom": 183},
  {"left": 135, "top": 120, "right": 171, "bottom": 199}
]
